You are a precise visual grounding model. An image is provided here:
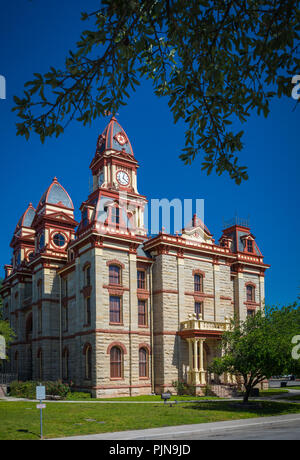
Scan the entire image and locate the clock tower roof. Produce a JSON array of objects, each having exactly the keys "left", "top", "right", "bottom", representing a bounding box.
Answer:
[{"left": 96, "top": 116, "right": 134, "bottom": 157}]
